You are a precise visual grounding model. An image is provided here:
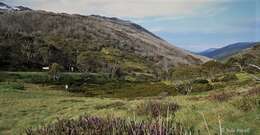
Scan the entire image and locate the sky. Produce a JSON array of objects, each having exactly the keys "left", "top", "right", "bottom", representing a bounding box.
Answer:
[{"left": 2, "top": 0, "right": 260, "bottom": 52}]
